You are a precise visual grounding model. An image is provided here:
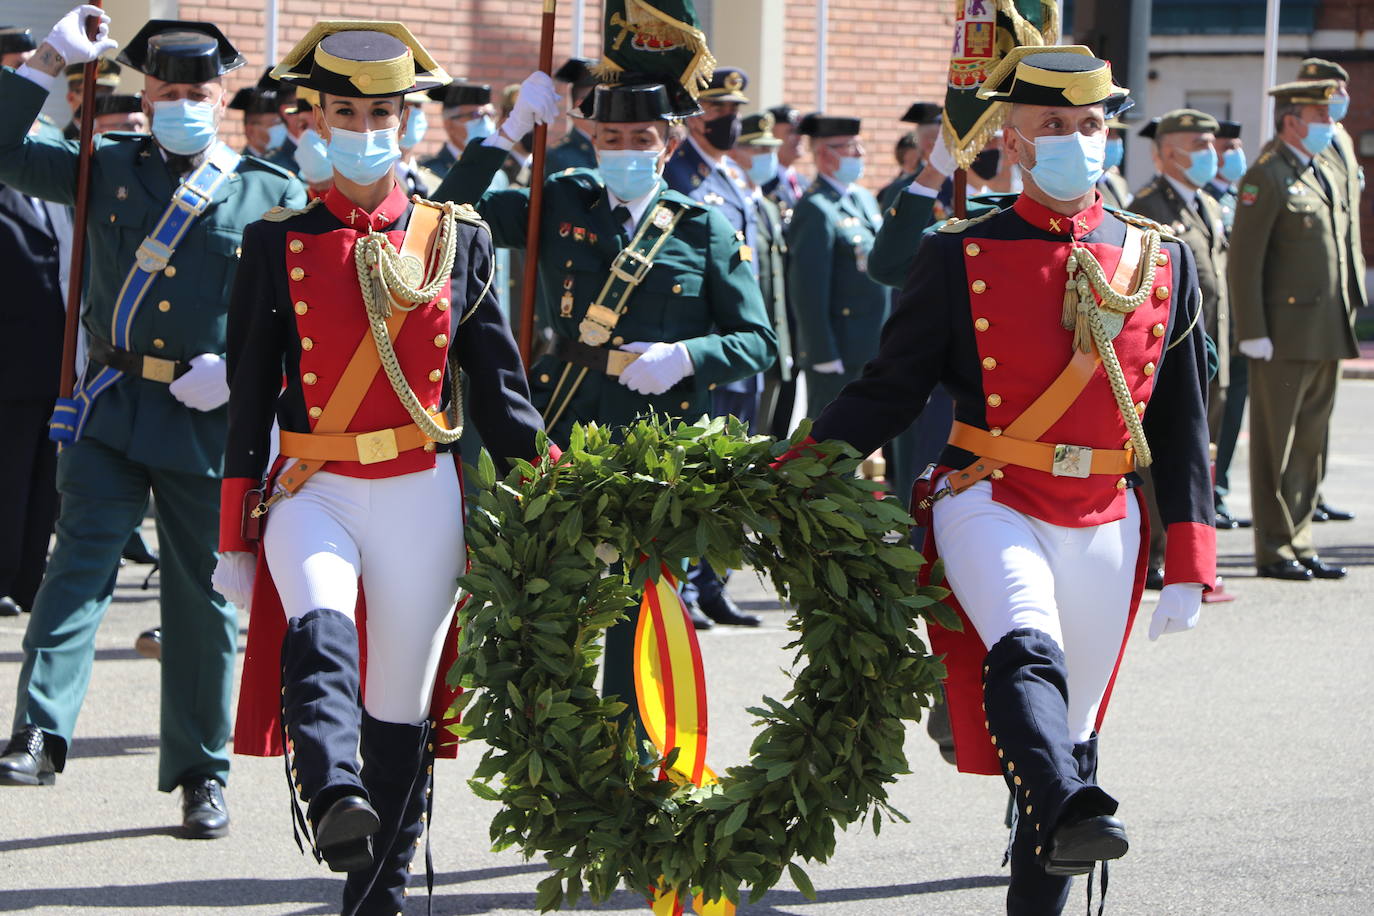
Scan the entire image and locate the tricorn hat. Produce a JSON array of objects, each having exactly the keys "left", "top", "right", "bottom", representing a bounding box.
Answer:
[
  {"left": 554, "top": 57, "right": 598, "bottom": 89},
  {"left": 977, "top": 46, "right": 1132, "bottom": 117},
  {"left": 901, "top": 102, "right": 942, "bottom": 125},
  {"left": 66, "top": 57, "right": 122, "bottom": 88},
  {"left": 0, "top": 25, "right": 36, "bottom": 56},
  {"left": 272, "top": 21, "right": 448, "bottom": 97},
  {"left": 798, "top": 112, "right": 861, "bottom": 138},
  {"left": 92, "top": 93, "right": 144, "bottom": 117},
  {"left": 1216, "top": 119, "right": 1242, "bottom": 140},
  {"left": 117, "top": 20, "right": 245, "bottom": 83},
  {"left": 427, "top": 80, "right": 491, "bottom": 108}
]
